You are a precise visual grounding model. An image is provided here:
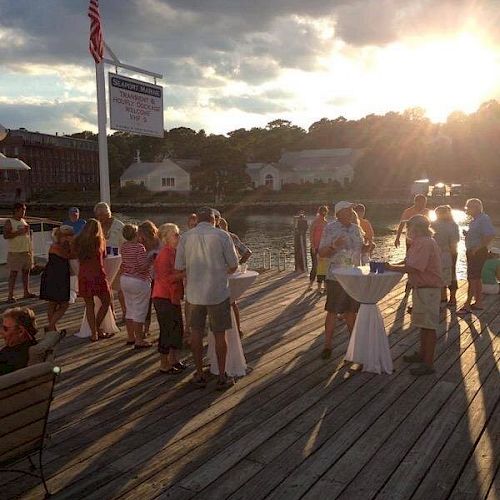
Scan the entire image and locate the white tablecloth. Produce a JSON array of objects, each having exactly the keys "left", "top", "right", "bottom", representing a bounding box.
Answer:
[
  {"left": 207, "top": 270, "right": 259, "bottom": 377},
  {"left": 70, "top": 256, "right": 122, "bottom": 338},
  {"left": 333, "top": 266, "right": 403, "bottom": 374}
]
